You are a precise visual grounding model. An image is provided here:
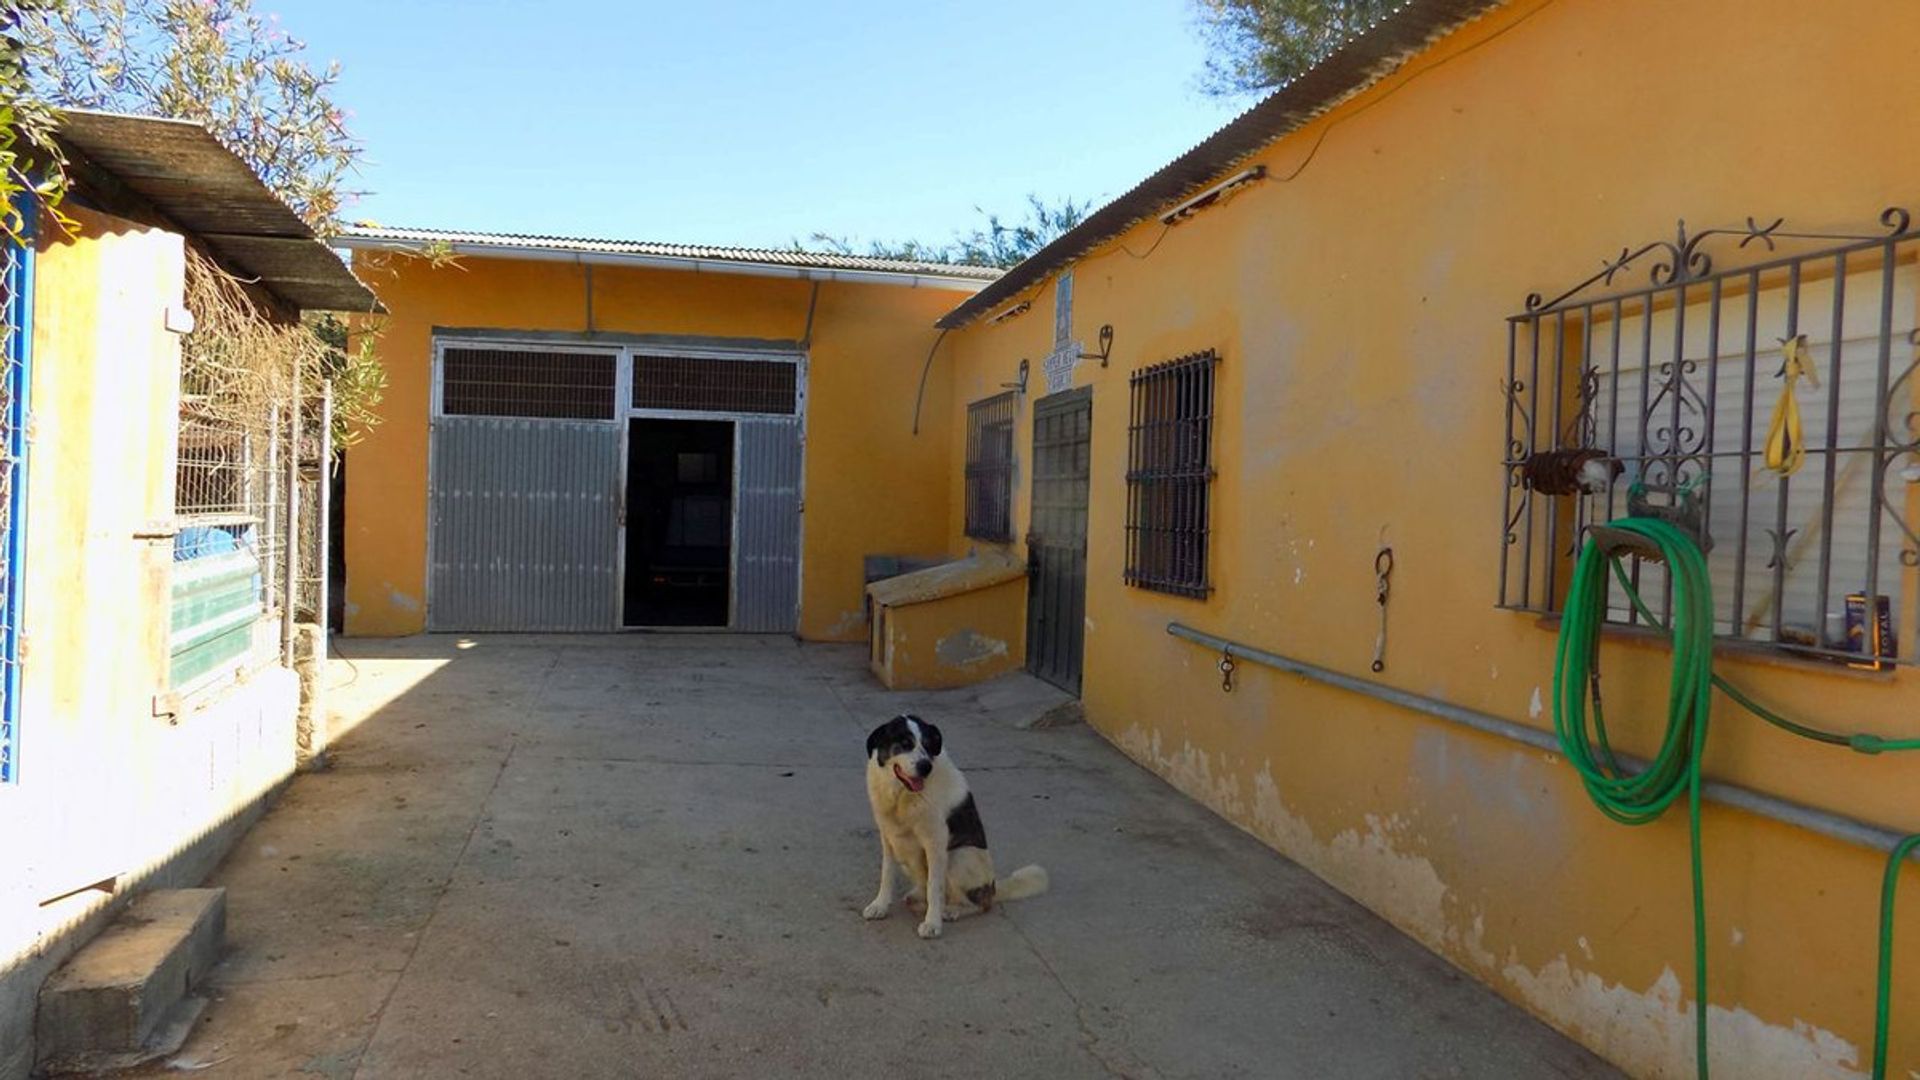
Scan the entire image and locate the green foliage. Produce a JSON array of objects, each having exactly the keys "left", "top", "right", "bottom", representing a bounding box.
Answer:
[
  {"left": 22, "top": 0, "right": 382, "bottom": 449},
  {"left": 1191, "top": 0, "right": 1396, "bottom": 97},
  {"left": 20, "top": 0, "right": 359, "bottom": 234},
  {"left": 1, "top": 0, "right": 73, "bottom": 244},
  {"left": 308, "top": 312, "right": 386, "bottom": 449},
  {"left": 803, "top": 194, "right": 1091, "bottom": 271}
]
